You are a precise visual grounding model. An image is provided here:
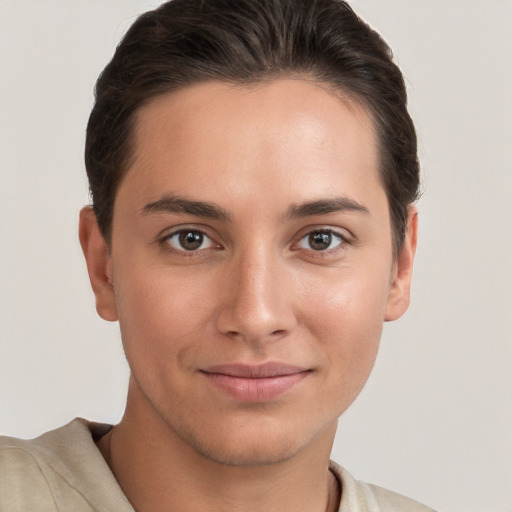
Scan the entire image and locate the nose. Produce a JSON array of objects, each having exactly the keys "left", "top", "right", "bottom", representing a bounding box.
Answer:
[{"left": 215, "top": 246, "right": 297, "bottom": 347}]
